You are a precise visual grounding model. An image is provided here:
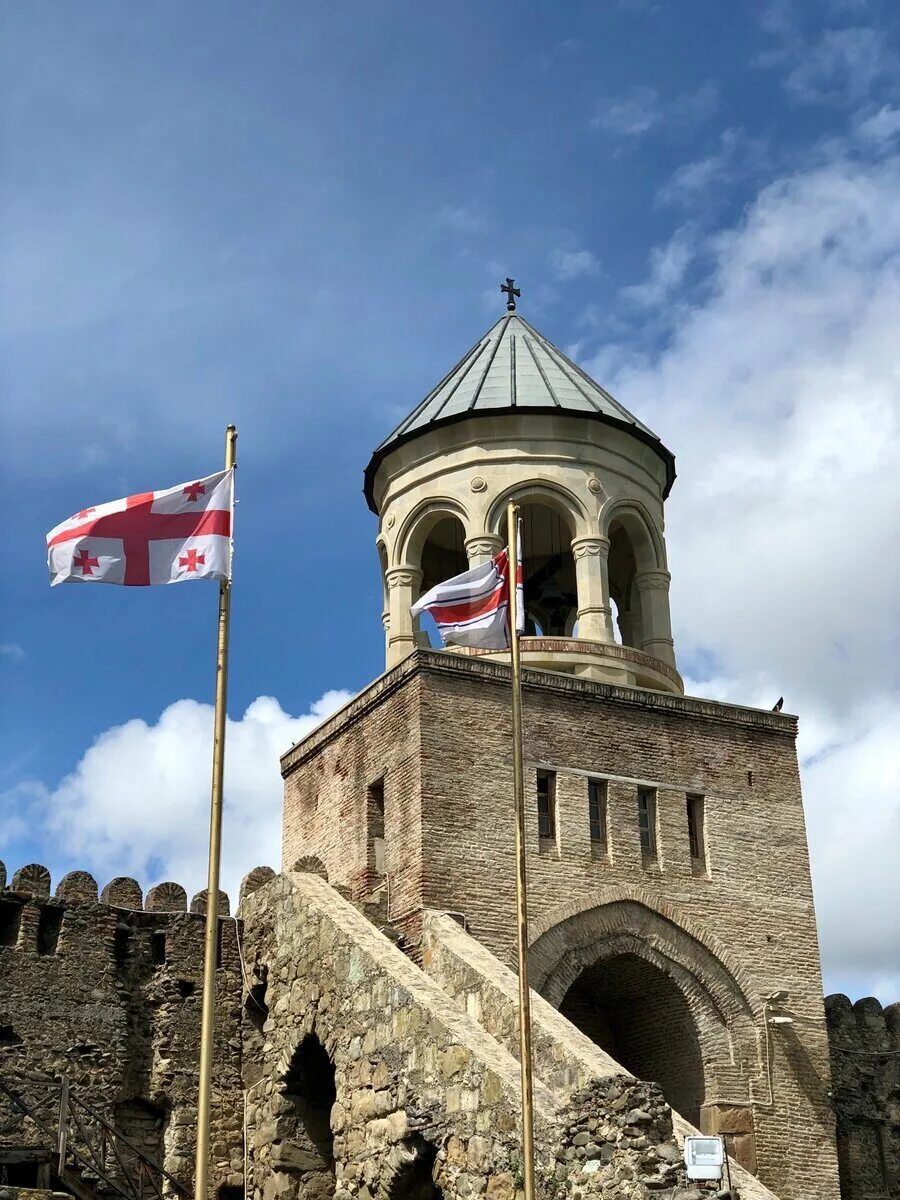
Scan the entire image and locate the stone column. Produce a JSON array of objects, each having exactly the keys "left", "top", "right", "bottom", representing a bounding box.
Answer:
[
  {"left": 635, "top": 568, "right": 676, "bottom": 668},
  {"left": 385, "top": 566, "right": 423, "bottom": 668},
  {"left": 465, "top": 534, "right": 503, "bottom": 568},
  {"left": 571, "top": 536, "right": 615, "bottom": 643}
]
